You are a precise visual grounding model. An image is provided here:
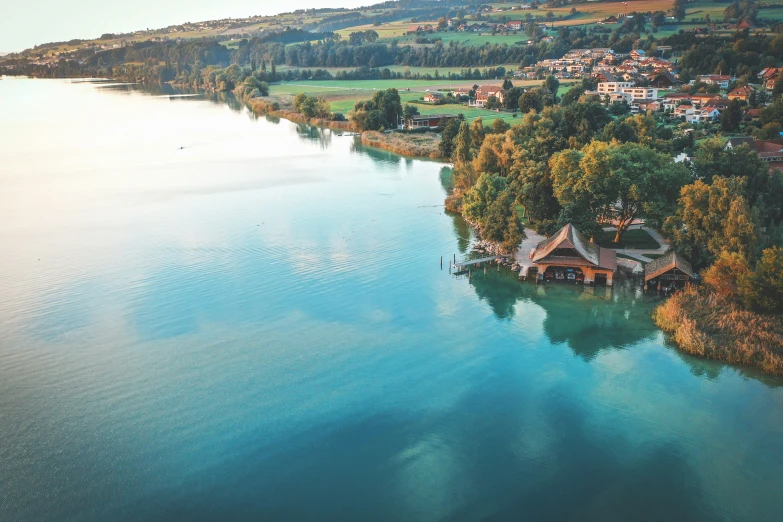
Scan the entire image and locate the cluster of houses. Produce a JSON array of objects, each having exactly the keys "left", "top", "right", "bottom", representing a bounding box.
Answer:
[{"left": 521, "top": 48, "right": 678, "bottom": 84}]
